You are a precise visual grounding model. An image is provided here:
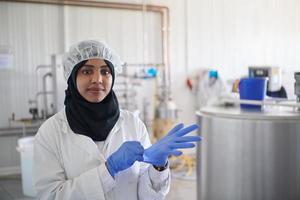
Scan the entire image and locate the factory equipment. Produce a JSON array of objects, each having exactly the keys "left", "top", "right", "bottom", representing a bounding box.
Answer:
[
  {"left": 152, "top": 97, "right": 177, "bottom": 140},
  {"left": 0, "top": 54, "right": 60, "bottom": 175},
  {"left": 28, "top": 55, "right": 63, "bottom": 120},
  {"left": 113, "top": 61, "right": 177, "bottom": 138},
  {"left": 114, "top": 64, "right": 139, "bottom": 112},
  {"left": 152, "top": 65, "right": 178, "bottom": 140},
  {"left": 197, "top": 105, "right": 300, "bottom": 200},
  {"left": 248, "top": 66, "right": 269, "bottom": 78},
  {"left": 114, "top": 63, "right": 159, "bottom": 128},
  {"left": 248, "top": 66, "right": 287, "bottom": 98}
]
